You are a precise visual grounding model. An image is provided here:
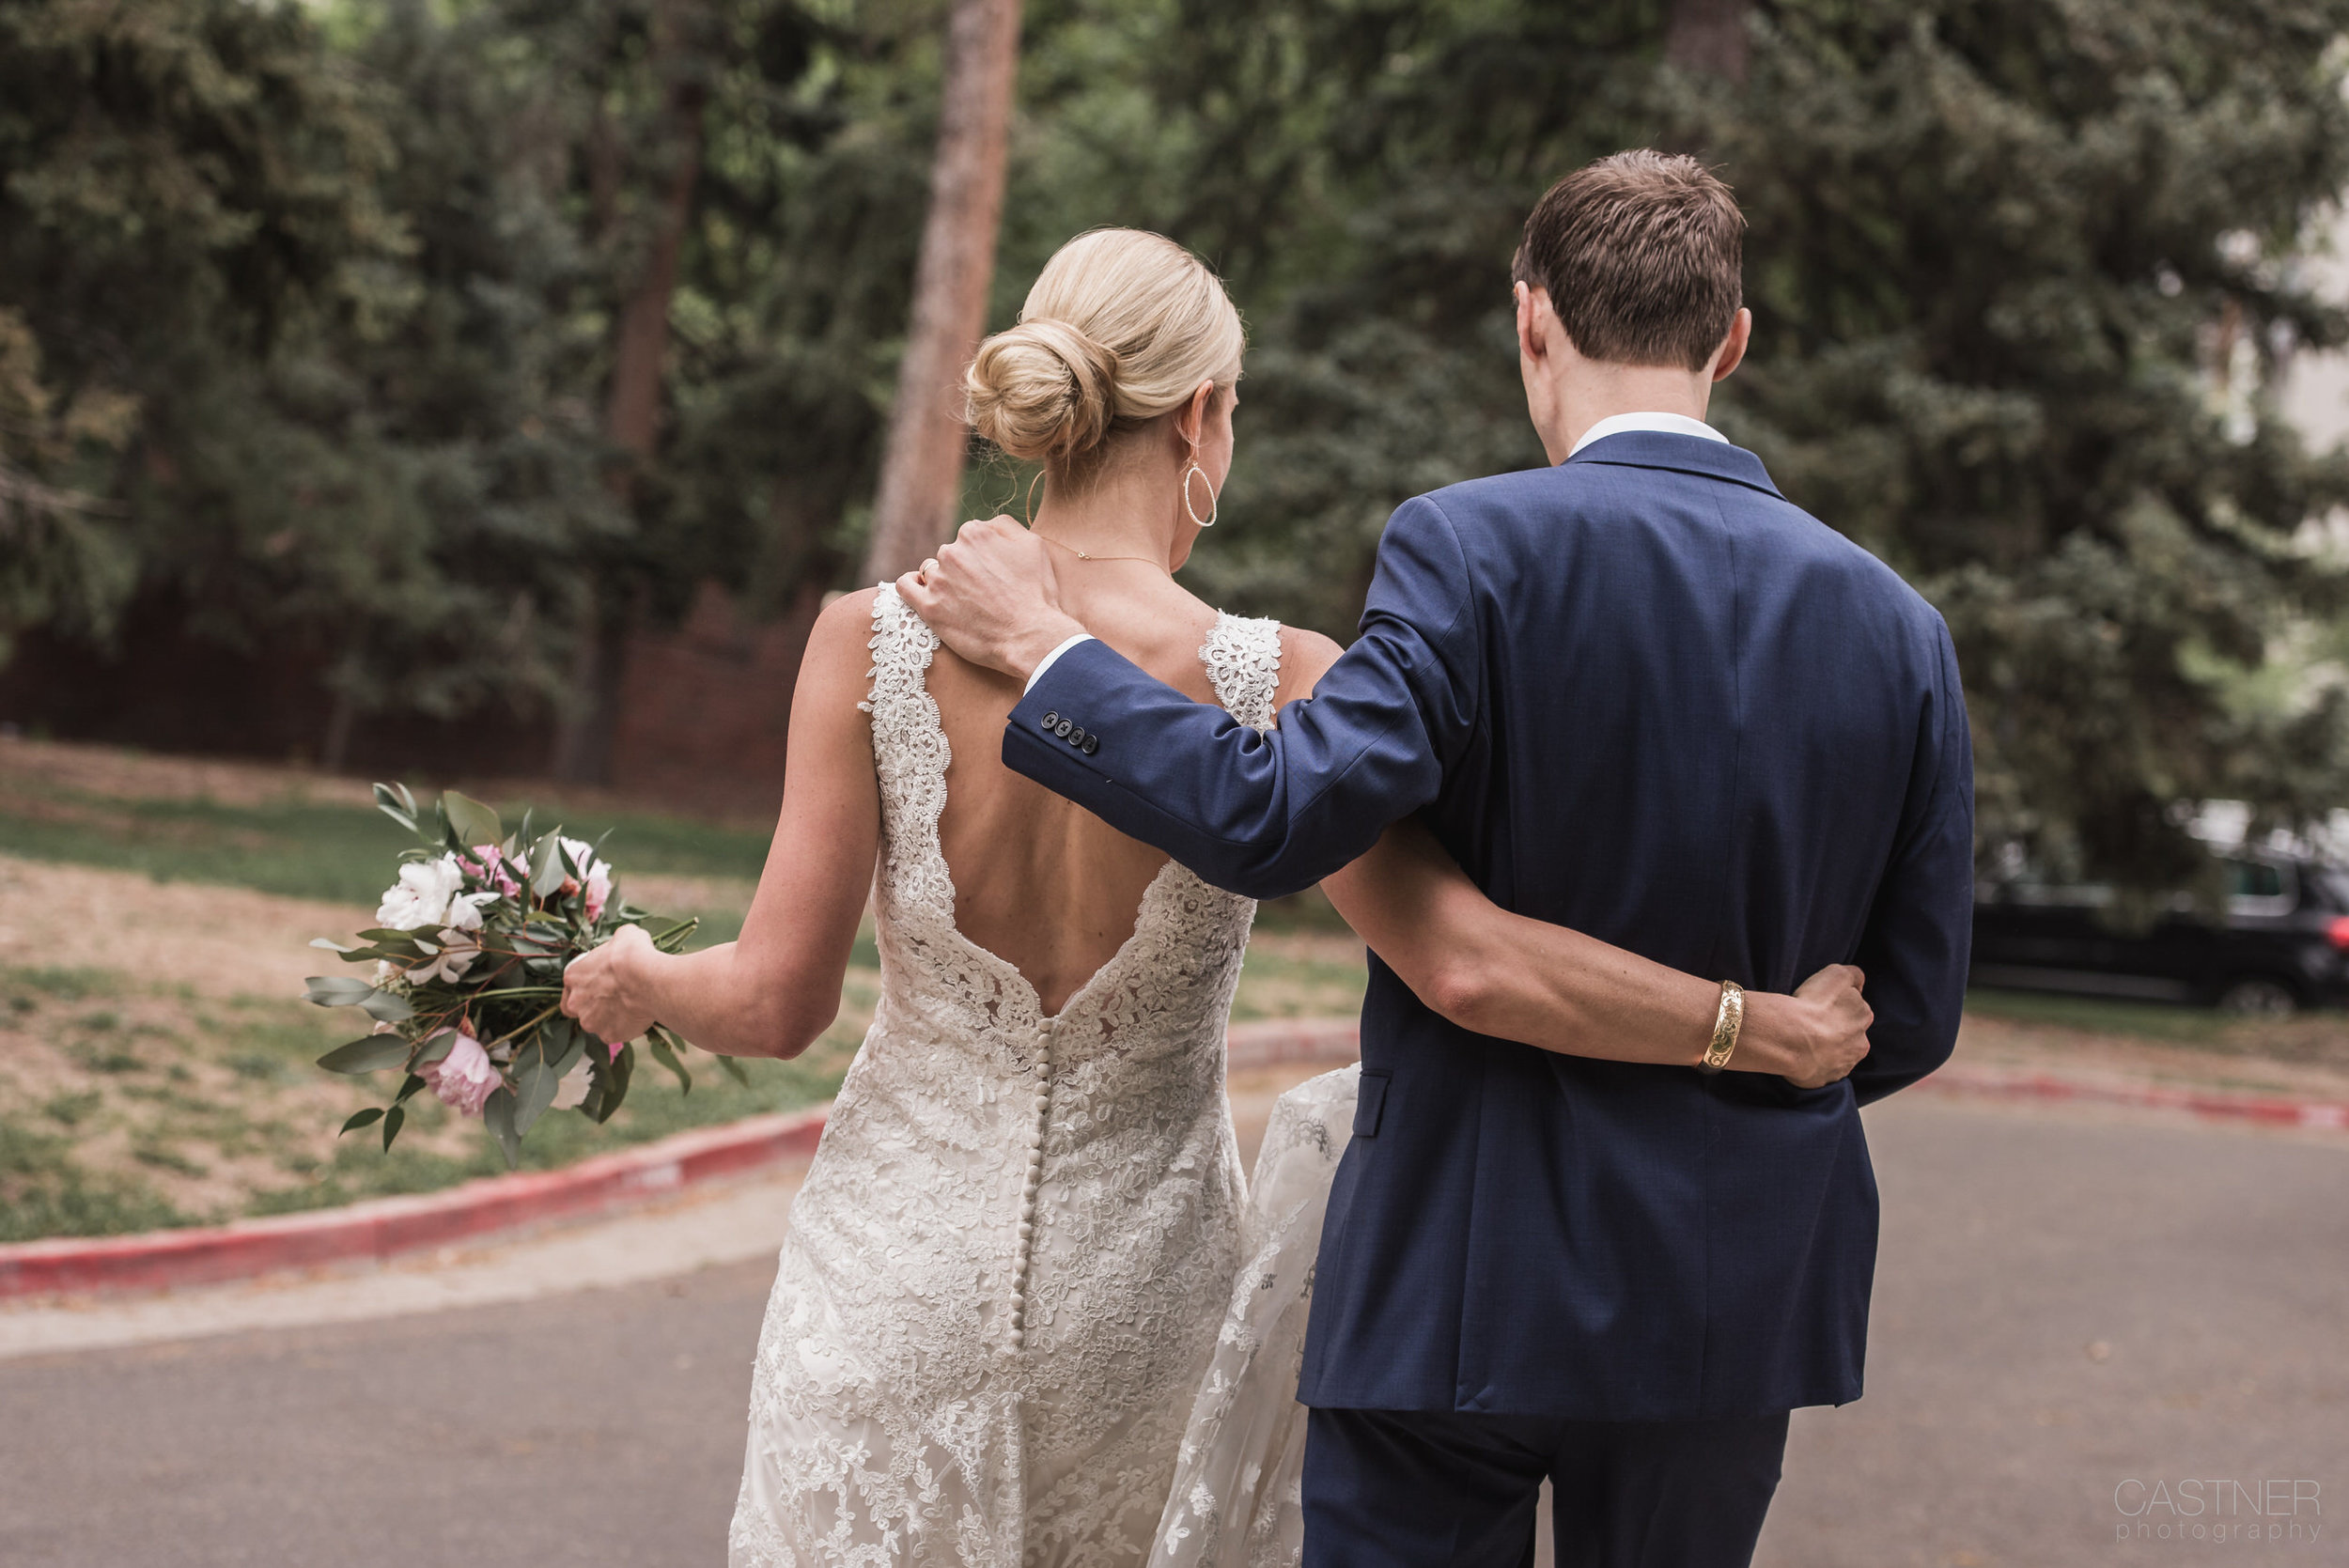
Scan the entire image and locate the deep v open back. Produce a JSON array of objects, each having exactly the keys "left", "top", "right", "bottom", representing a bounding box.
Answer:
[{"left": 728, "top": 583, "right": 1283, "bottom": 1568}]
